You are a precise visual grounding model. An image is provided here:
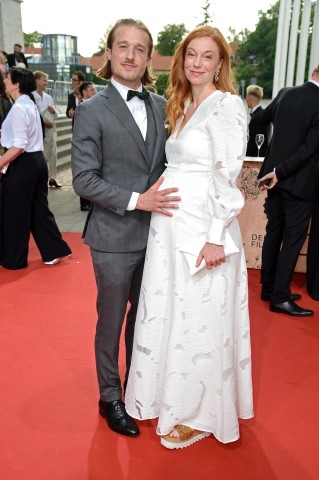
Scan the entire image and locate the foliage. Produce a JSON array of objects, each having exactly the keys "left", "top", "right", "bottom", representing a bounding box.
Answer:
[
  {"left": 232, "top": 2, "right": 280, "bottom": 97},
  {"left": 197, "top": 0, "right": 213, "bottom": 27},
  {"left": 23, "top": 31, "right": 42, "bottom": 47},
  {"left": 93, "top": 26, "right": 112, "bottom": 56},
  {"left": 156, "top": 24, "right": 188, "bottom": 56},
  {"left": 155, "top": 73, "right": 170, "bottom": 96}
]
